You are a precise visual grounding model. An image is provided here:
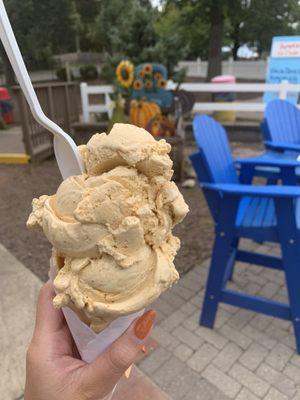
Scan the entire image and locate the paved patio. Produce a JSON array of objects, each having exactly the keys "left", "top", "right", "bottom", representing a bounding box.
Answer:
[
  {"left": 2, "top": 237, "right": 300, "bottom": 399},
  {"left": 0, "top": 244, "right": 169, "bottom": 400},
  {"left": 0, "top": 125, "right": 25, "bottom": 153},
  {"left": 138, "top": 239, "right": 300, "bottom": 400}
]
